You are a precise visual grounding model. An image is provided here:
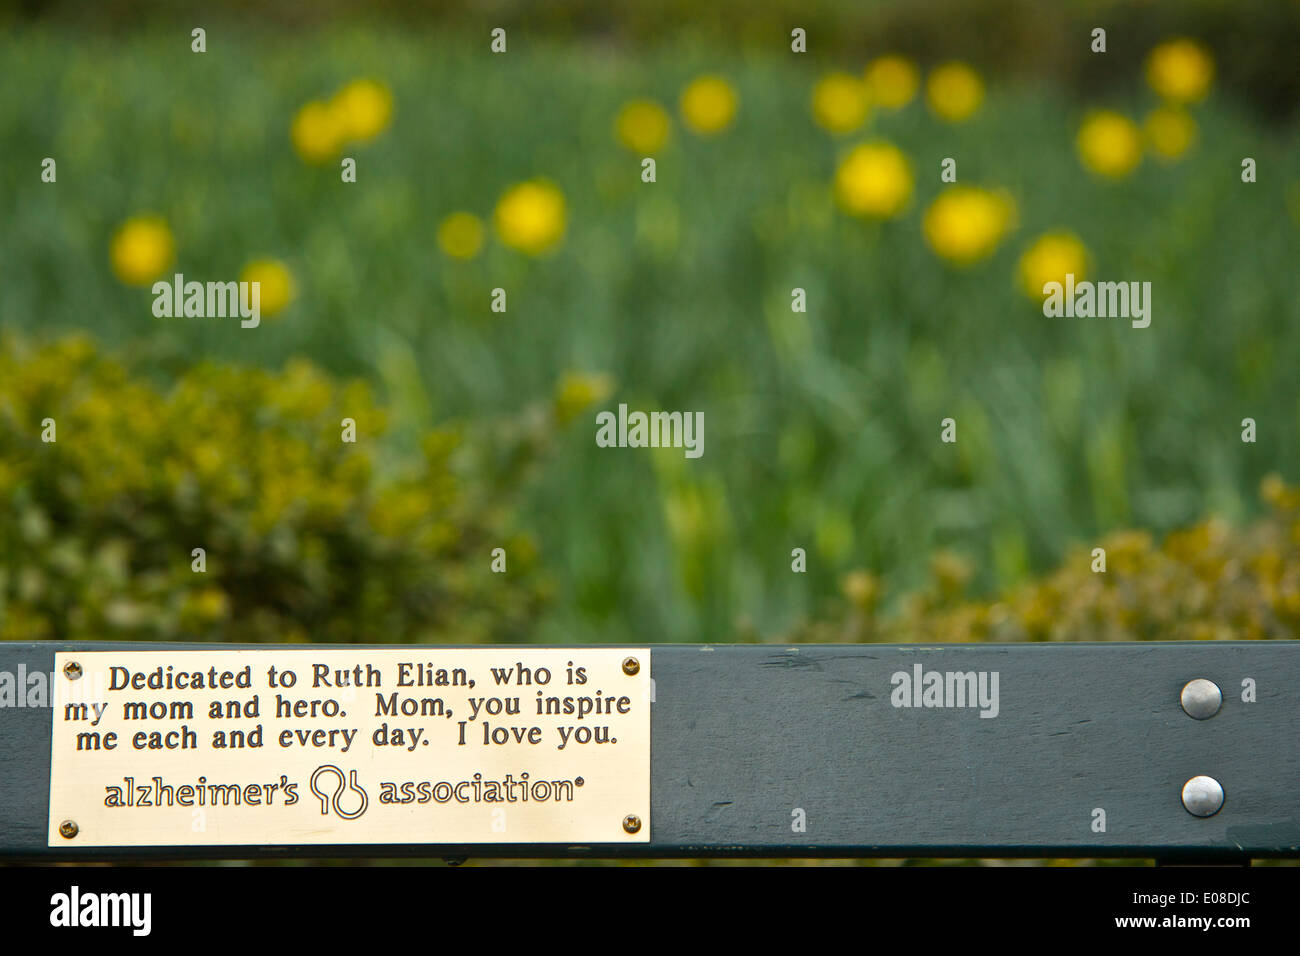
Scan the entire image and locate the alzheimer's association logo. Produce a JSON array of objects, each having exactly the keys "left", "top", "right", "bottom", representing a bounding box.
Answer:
[{"left": 309, "top": 765, "right": 369, "bottom": 819}]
